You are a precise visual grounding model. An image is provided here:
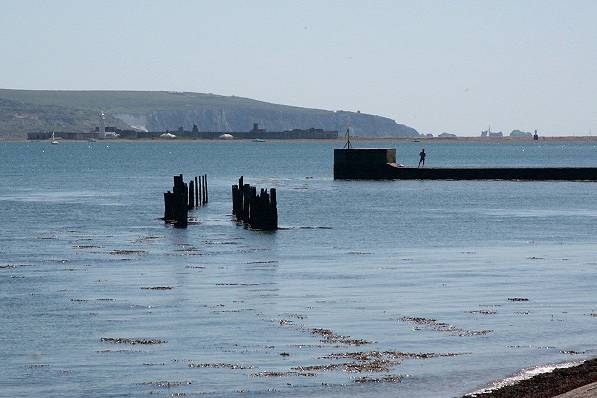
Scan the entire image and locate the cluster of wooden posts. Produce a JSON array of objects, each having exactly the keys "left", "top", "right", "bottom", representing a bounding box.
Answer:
[
  {"left": 231, "top": 176, "right": 278, "bottom": 231},
  {"left": 163, "top": 174, "right": 208, "bottom": 228}
]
